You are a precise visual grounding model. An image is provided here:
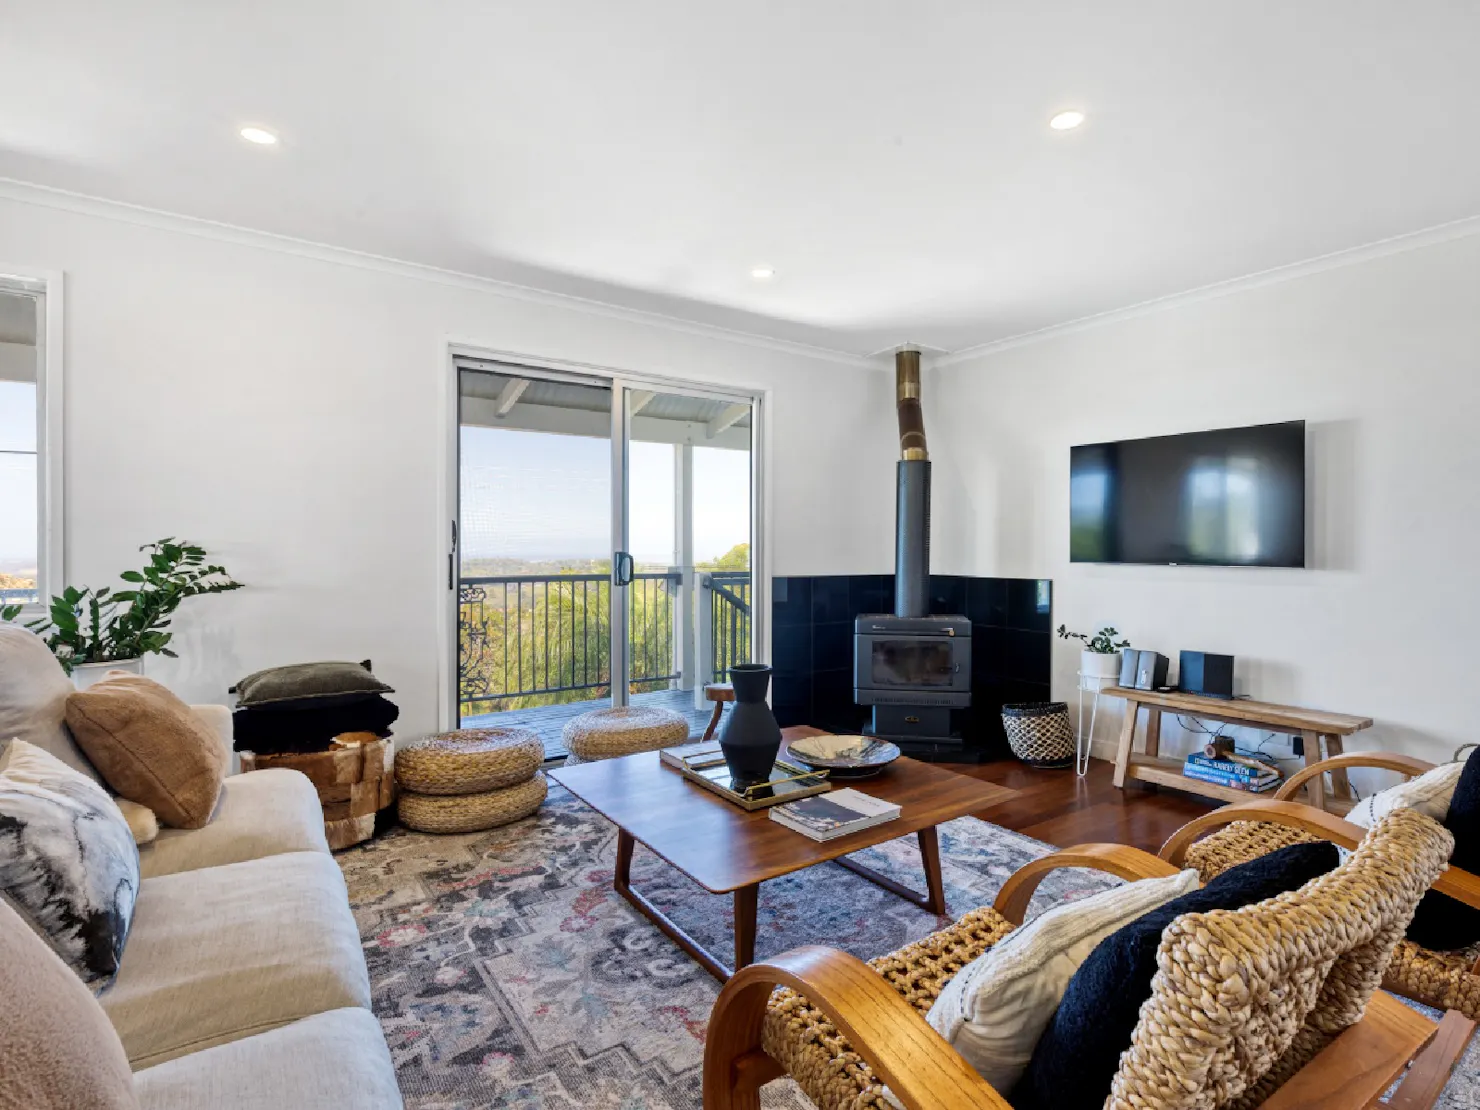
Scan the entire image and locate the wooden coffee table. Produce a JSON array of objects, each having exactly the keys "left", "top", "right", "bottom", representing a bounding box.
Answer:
[{"left": 548, "top": 726, "right": 1016, "bottom": 981}]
